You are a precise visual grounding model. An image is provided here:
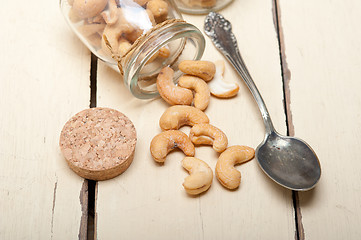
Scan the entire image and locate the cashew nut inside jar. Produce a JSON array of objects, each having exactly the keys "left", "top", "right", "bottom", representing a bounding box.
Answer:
[
  {"left": 60, "top": 0, "right": 205, "bottom": 98},
  {"left": 174, "top": 0, "right": 234, "bottom": 15}
]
